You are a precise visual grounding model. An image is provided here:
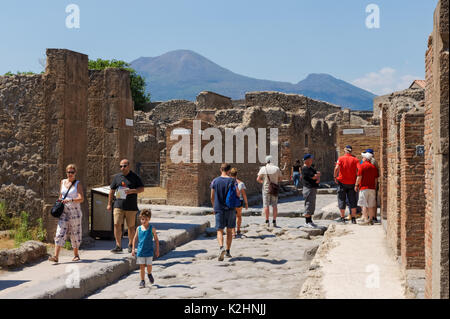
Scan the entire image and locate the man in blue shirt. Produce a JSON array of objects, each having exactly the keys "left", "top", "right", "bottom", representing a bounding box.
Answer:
[{"left": 210, "top": 163, "right": 240, "bottom": 261}]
